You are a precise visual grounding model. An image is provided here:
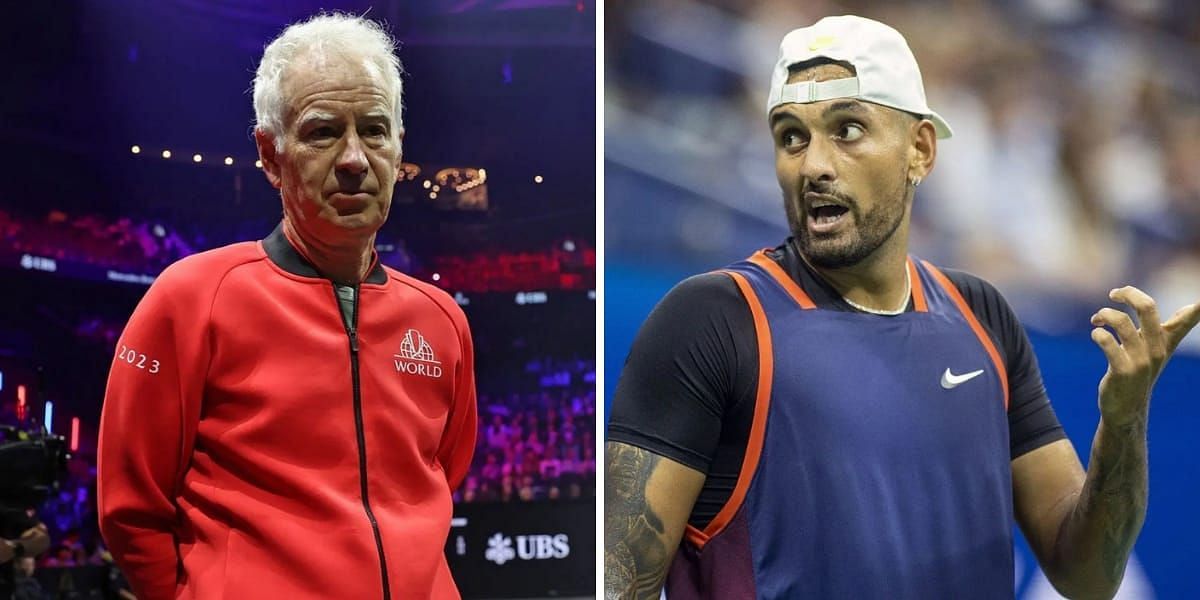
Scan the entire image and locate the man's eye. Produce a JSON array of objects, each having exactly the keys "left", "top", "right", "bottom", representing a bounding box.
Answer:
[
  {"left": 310, "top": 127, "right": 336, "bottom": 139},
  {"left": 781, "top": 131, "right": 805, "bottom": 149},
  {"left": 838, "top": 123, "right": 865, "bottom": 141},
  {"left": 365, "top": 125, "right": 388, "bottom": 137}
]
